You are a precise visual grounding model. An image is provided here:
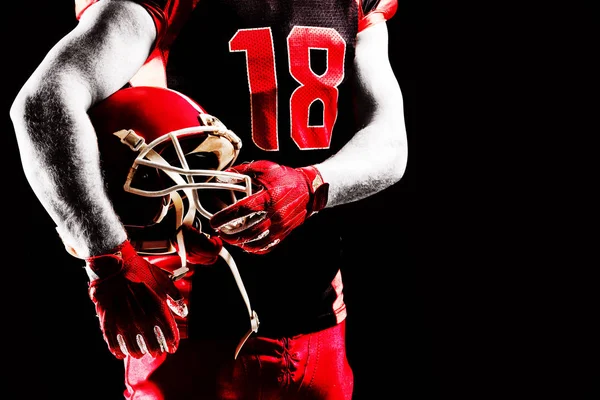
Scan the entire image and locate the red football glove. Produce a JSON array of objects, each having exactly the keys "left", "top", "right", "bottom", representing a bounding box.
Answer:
[
  {"left": 178, "top": 224, "right": 223, "bottom": 265},
  {"left": 209, "top": 160, "right": 329, "bottom": 254},
  {"left": 86, "top": 240, "right": 188, "bottom": 359}
]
